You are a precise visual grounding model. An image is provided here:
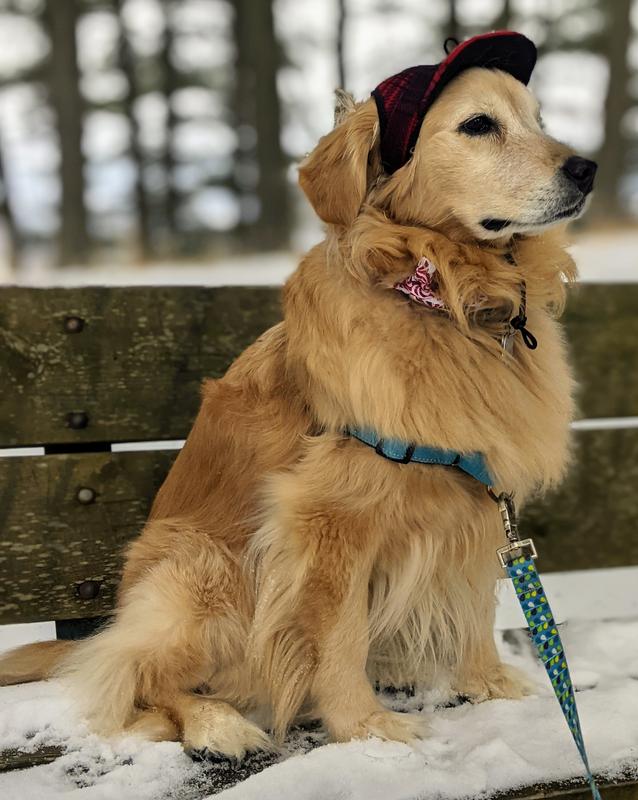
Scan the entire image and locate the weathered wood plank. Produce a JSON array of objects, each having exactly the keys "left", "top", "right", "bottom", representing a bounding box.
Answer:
[
  {"left": 0, "top": 450, "right": 177, "bottom": 624},
  {"left": 495, "top": 777, "right": 638, "bottom": 799},
  {"left": 0, "top": 286, "right": 282, "bottom": 447},
  {"left": 0, "top": 745, "right": 65, "bottom": 772},
  {"left": 521, "top": 427, "right": 638, "bottom": 571},
  {"left": 564, "top": 284, "right": 638, "bottom": 420},
  {"left": 0, "top": 427, "right": 636, "bottom": 625},
  {"left": 0, "top": 285, "right": 637, "bottom": 448}
]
